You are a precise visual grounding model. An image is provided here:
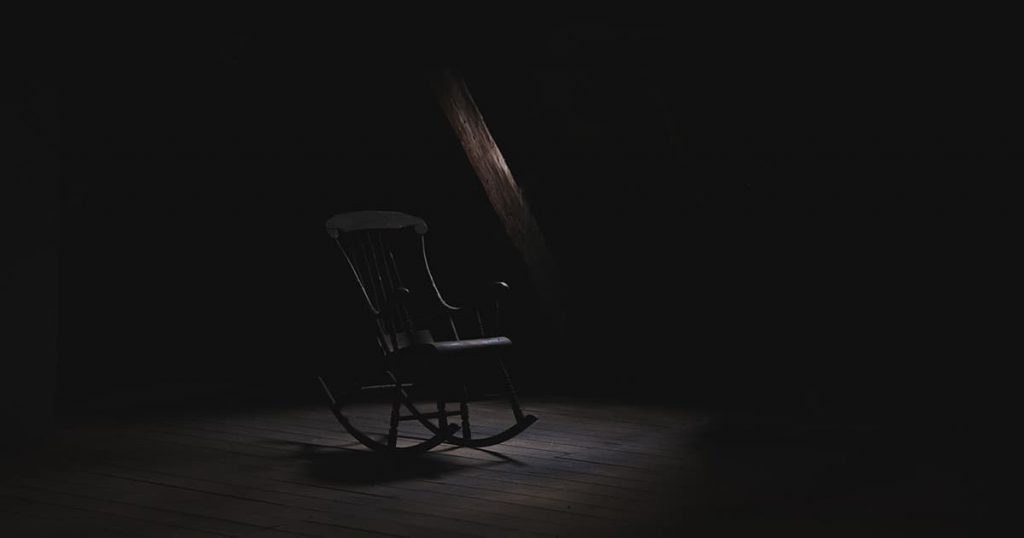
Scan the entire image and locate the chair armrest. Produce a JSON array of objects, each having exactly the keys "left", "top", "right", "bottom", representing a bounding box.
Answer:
[
  {"left": 440, "top": 281, "right": 511, "bottom": 312},
  {"left": 438, "top": 281, "right": 511, "bottom": 338},
  {"left": 492, "top": 280, "right": 511, "bottom": 295}
]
